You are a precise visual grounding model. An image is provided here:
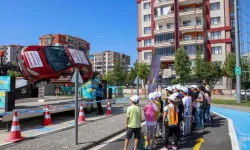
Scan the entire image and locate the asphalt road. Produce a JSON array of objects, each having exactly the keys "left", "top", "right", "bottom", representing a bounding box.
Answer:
[{"left": 90, "top": 113, "right": 231, "bottom": 150}]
